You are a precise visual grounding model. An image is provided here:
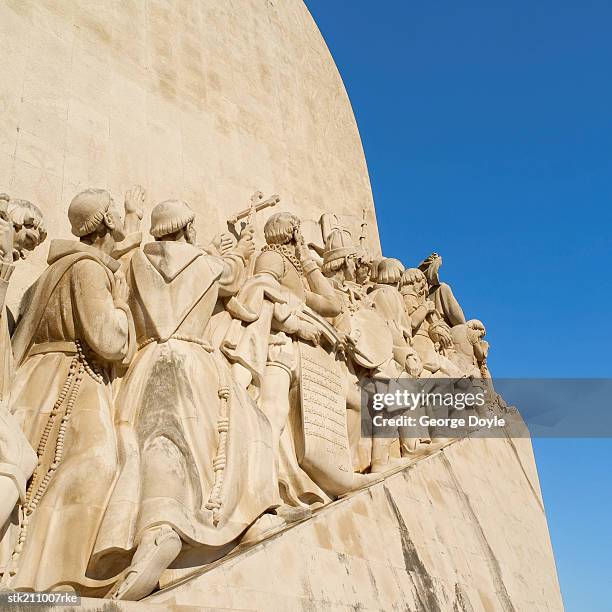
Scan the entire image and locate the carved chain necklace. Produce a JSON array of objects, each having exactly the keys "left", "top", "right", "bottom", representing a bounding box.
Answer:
[{"left": 261, "top": 243, "right": 304, "bottom": 277}]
